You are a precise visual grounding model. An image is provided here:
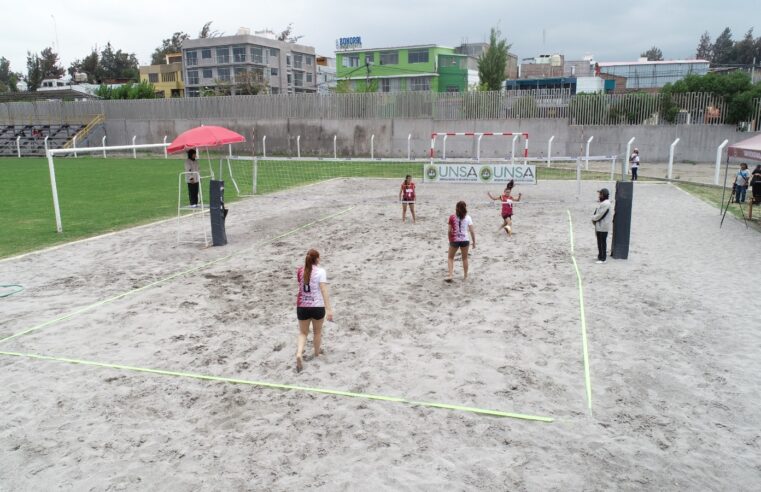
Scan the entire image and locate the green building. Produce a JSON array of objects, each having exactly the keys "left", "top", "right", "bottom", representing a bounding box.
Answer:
[{"left": 335, "top": 44, "right": 469, "bottom": 93}]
